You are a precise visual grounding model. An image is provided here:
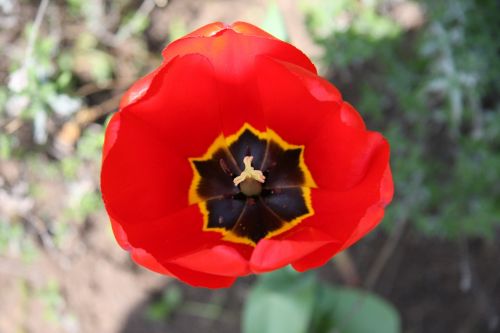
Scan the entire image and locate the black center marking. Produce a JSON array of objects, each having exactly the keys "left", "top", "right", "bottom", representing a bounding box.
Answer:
[{"left": 192, "top": 128, "right": 312, "bottom": 244}]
